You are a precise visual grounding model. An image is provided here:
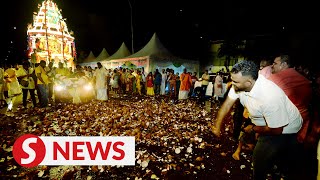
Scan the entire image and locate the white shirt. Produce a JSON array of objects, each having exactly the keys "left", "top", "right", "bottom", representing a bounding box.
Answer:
[
  {"left": 93, "top": 67, "right": 108, "bottom": 89},
  {"left": 141, "top": 72, "right": 146, "bottom": 82},
  {"left": 228, "top": 75, "right": 302, "bottom": 134},
  {"left": 194, "top": 81, "right": 202, "bottom": 88},
  {"left": 161, "top": 72, "right": 167, "bottom": 84}
]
